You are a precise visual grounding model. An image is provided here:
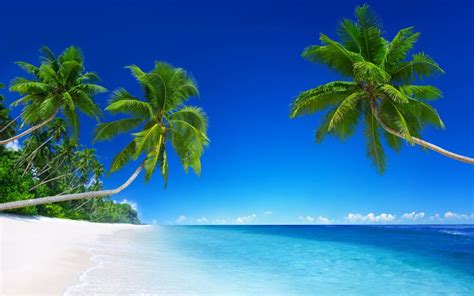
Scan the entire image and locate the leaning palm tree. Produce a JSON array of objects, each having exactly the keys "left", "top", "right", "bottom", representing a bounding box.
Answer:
[
  {"left": 0, "top": 62, "right": 209, "bottom": 211},
  {"left": 290, "top": 4, "right": 473, "bottom": 173},
  {"left": 0, "top": 46, "right": 106, "bottom": 145}
]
